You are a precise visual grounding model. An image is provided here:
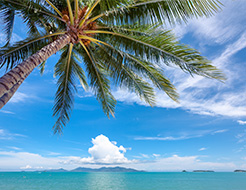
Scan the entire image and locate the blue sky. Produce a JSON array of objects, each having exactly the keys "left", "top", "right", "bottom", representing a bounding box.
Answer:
[{"left": 0, "top": 0, "right": 246, "bottom": 172}]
